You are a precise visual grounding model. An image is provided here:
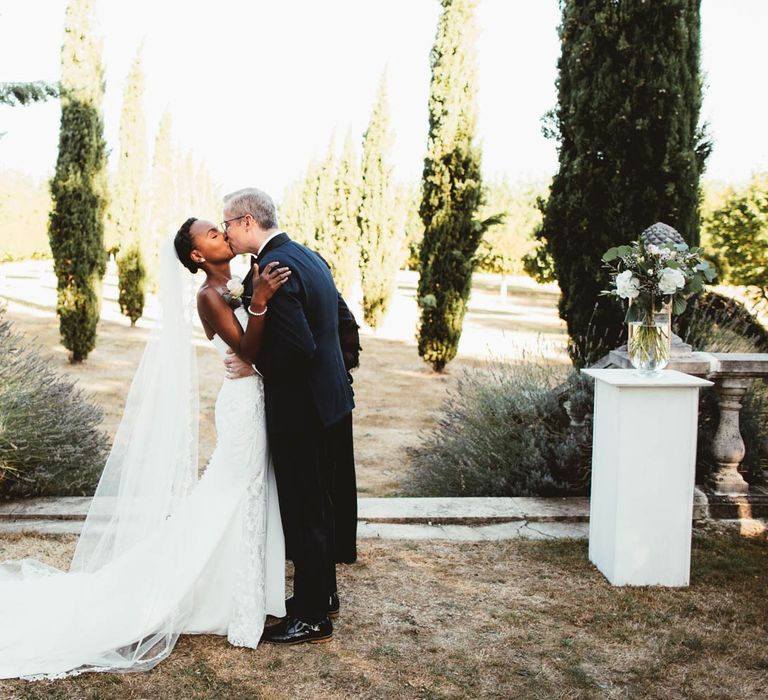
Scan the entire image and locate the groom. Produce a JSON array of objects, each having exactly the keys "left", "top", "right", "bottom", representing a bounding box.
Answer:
[{"left": 221, "top": 187, "right": 355, "bottom": 645}]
